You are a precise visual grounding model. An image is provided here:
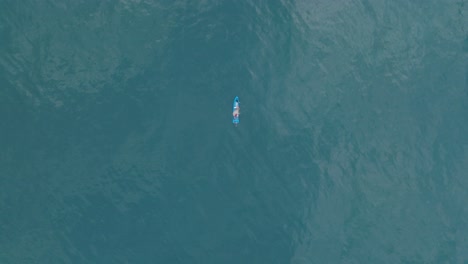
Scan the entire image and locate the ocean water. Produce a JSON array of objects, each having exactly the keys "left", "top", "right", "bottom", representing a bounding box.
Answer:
[{"left": 1, "top": 1, "right": 467, "bottom": 263}]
